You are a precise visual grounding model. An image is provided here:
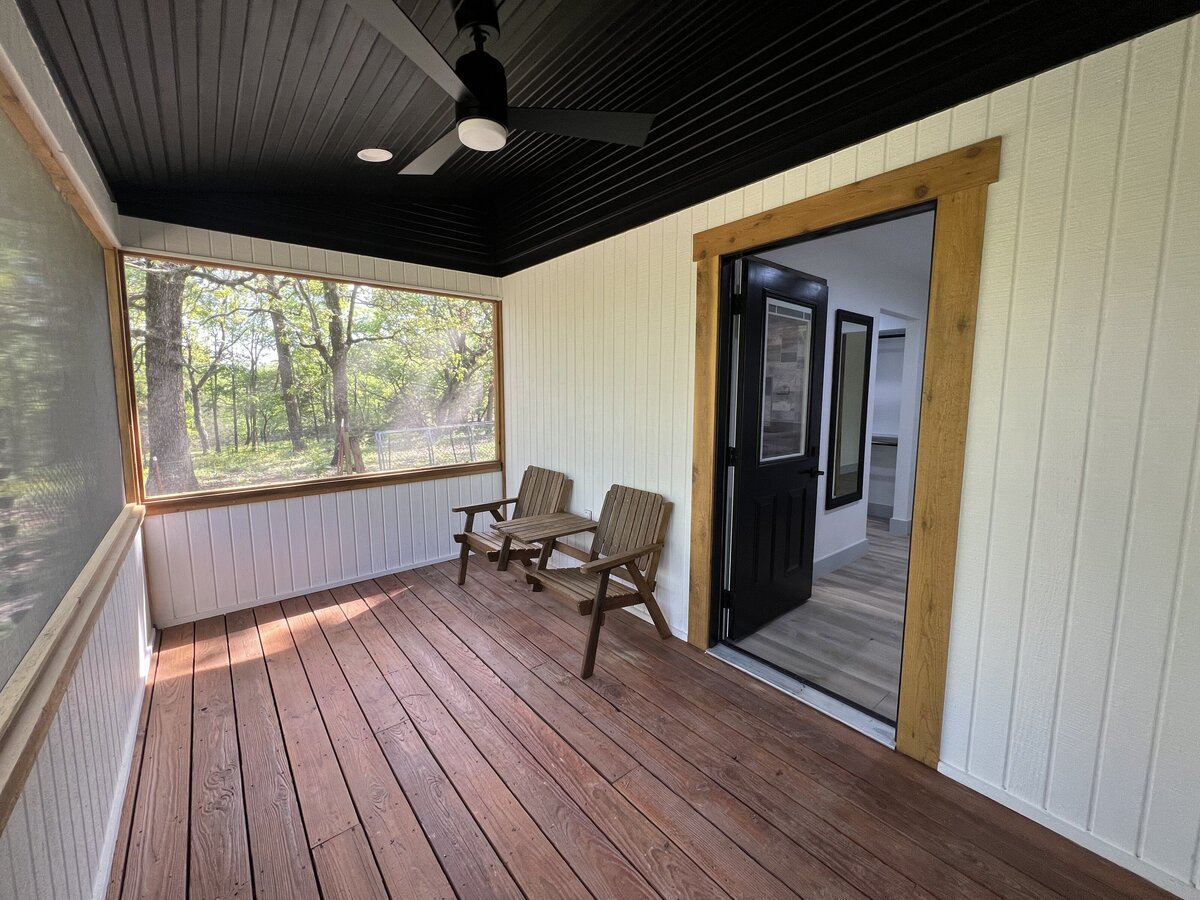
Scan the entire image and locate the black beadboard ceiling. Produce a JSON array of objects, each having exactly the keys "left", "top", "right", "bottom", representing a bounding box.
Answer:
[{"left": 18, "top": 0, "right": 1199, "bottom": 276}]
